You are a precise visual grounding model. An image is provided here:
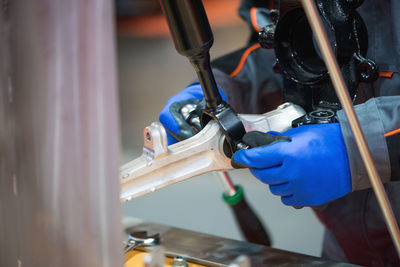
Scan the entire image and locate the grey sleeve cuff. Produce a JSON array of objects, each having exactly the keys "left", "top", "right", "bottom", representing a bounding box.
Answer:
[{"left": 337, "top": 98, "right": 391, "bottom": 191}]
